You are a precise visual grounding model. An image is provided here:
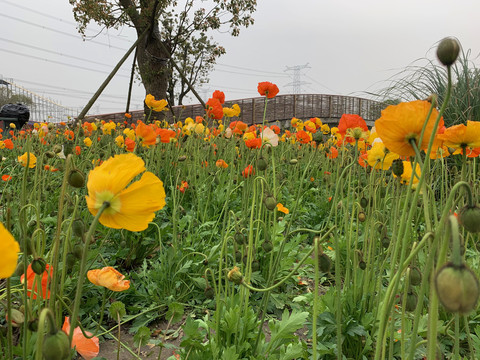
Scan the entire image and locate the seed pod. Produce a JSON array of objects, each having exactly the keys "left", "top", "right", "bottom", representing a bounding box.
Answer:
[
  {"left": 459, "top": 205, "right": 480, "bottom": 233},
  {"left": 257, "top": 157, "right": 268, "bottom": 171},
  {"left": 391, "top": 159, "right": 404, "bottom": 177},
  {"left": 404, "top": 291, "right": 418, "bottom": 312},
  {"left": 435, "top": 262, "right": 479, "bottom": 313},
  {"left": 409, "top": 266, "right": 422, "bottom": 286},
  {"left": 31, "top": 258, "right": 47, "bottom": 275},
  {"left": 264, "top": 195, "right": 277, "bottom": 211},
  {"left": 318, "top": 253, "right": 331, "bottom": 273},
  {"left": 436, "top": 37, "right": 461, "bottom": 67},
  {"left": 42, "top": 330, "right": 71, "bottom": 360},
  {"left": 289, "top": 158, "right": 298, "bottom": 165},
  {"left": 68, "top": 169, "right": 85, "bottom": 188}
]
